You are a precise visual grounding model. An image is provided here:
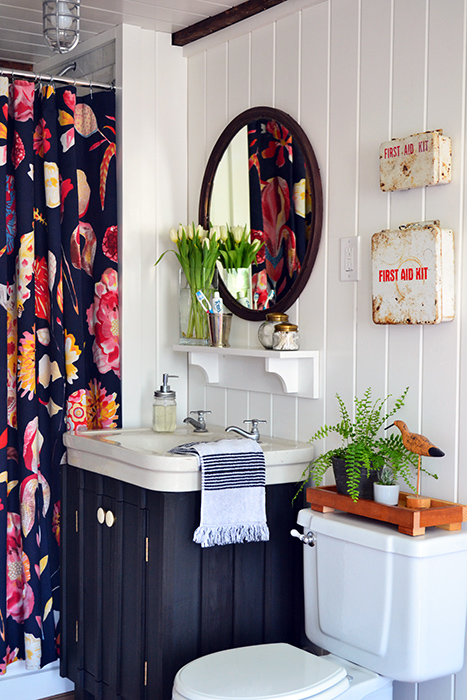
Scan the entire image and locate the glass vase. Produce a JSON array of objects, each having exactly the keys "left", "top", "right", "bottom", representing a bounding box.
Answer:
[
  {"left": 179, "top": 267, "right": 217, "bottom": 345},
  {"left": 221, "top": 267, "right": 252, "bottom": 307}
]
